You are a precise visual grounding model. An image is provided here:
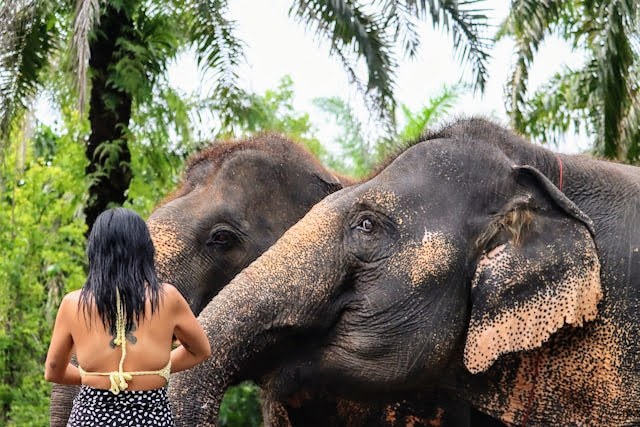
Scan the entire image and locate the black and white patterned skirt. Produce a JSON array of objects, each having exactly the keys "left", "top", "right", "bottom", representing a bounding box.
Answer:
[{"left": 67, "top": 385, "right": 175, "bottom": 426}]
